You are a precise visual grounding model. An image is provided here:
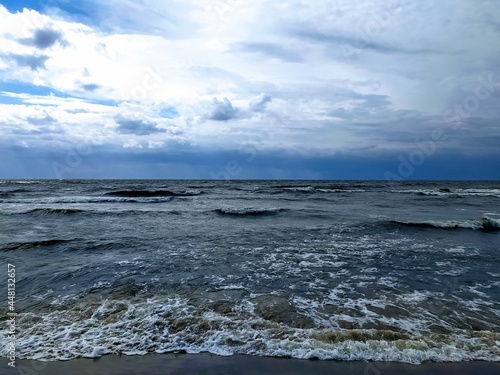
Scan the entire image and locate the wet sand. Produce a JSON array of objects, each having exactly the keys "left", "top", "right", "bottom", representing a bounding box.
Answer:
[{"left": 2, "top": 354, "right": 500, "bottom": 375}]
